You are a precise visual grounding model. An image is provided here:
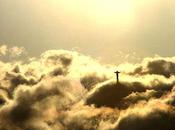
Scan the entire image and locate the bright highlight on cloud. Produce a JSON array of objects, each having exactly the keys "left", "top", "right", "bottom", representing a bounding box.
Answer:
[{"left": 0, "top": 46, "right": 175, "bottom": 130}]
